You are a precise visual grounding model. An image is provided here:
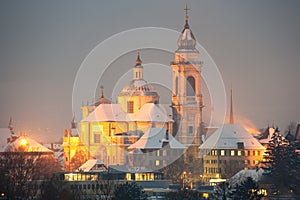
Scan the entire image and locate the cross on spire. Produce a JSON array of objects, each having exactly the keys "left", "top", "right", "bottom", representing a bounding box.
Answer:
[{"left": 184, "top": 3, "right": 190, "bottom": 21}]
